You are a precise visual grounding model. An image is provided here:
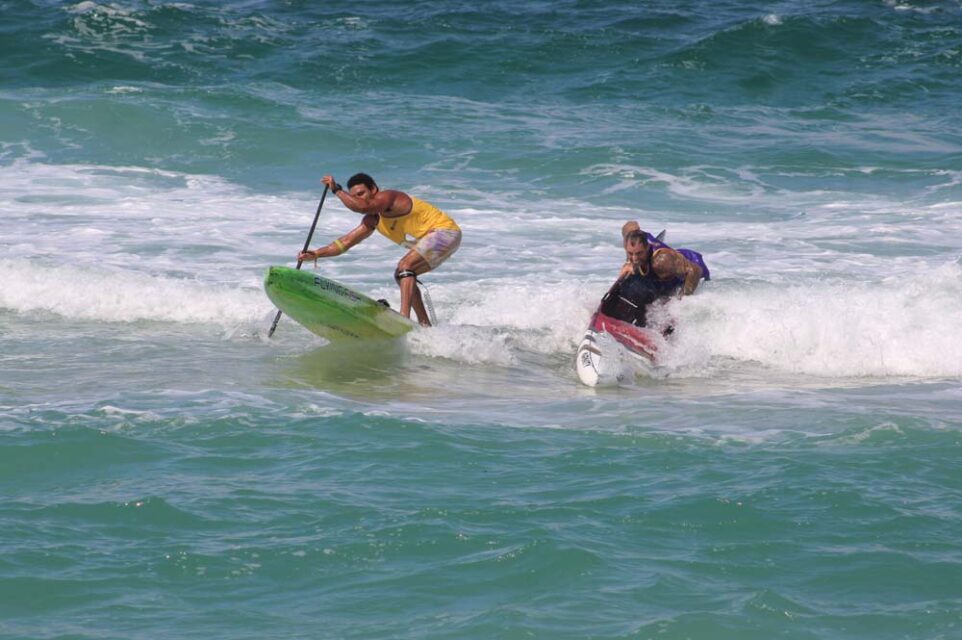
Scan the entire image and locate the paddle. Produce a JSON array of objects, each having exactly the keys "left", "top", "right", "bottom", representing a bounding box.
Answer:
[{"left": 267, "top": 185, "right": 330, "bottom": 337}]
